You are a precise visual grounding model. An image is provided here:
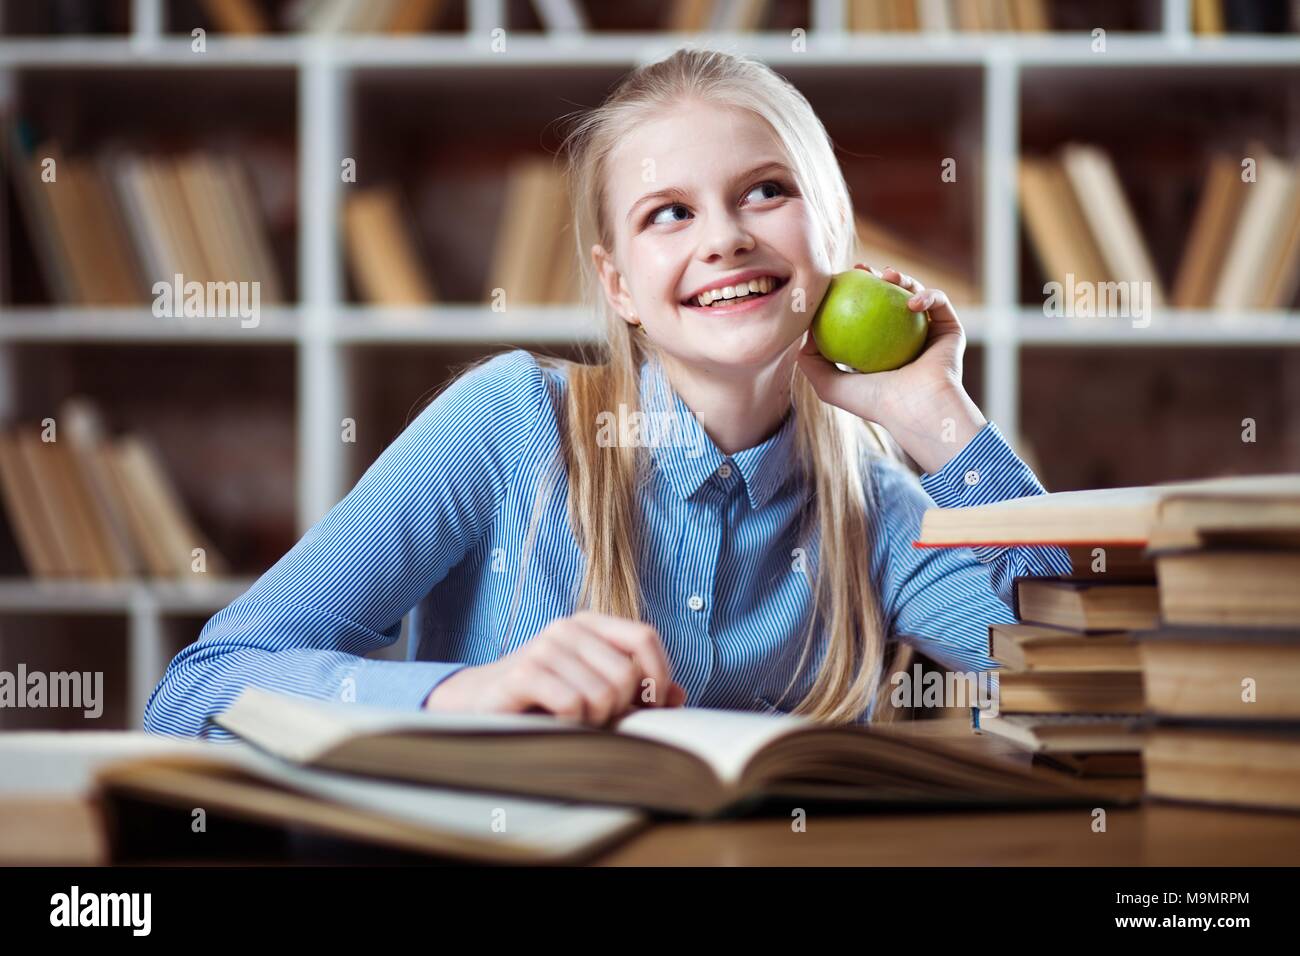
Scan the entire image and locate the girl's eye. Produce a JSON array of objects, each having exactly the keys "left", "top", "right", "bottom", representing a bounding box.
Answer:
[
  {"left": 745, "top": 180, "right": 786, "bottom": 203},
  {"left": 648, "top": 202, "right": 692, "bottom": 227},
  {"left": 645, "top": 180, "right": 790, "bottom": 227}
]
